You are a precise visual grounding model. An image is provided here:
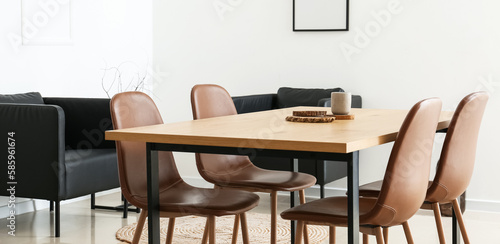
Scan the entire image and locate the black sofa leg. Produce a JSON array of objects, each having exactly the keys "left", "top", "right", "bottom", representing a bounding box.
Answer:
[
  {"left": 91, "top": 193, "right": 96, "bottom": 209},
  {"left": 91, "top": 193, "right": 139, "bottom": 218},
  {"left": 55, "top": 201, "right": 60, "bottom": 237},
  {"left": 123, "top": 198, "right": 128, "bottom": 218},
  {"left": 122, "top": 196, "right": 140, "bottom": 218},
  {"left": 320, "top": 184, "right": 325, "bottom": 199},
  {"left": 49, "top": 201, "right": 54, "bottom": 212}
]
